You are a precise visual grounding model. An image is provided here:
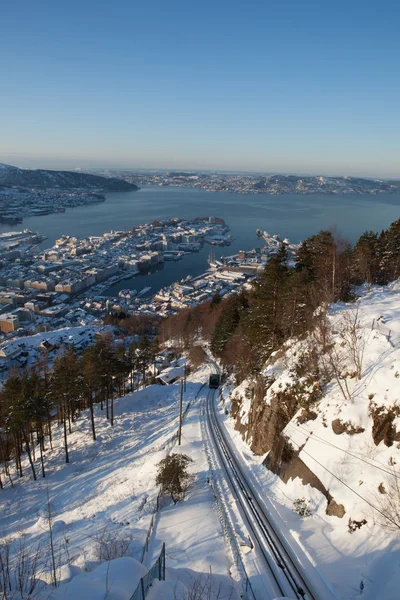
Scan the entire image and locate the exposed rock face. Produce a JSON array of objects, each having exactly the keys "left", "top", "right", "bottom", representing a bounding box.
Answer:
[
  {"left": 232, "top": 374, "right": 320, "bottom": 455},
  {"left": 230, "top": 394, "right": 248, "bottom": 440},
  {"left": 370, "top": 404, "right": 400, "bottom": 446},
  {"left": 264, "top": 434, "right": 346, "bottom": 518},
  {"left": 326, "top": 500, "right": 346, "bottom": 518},
  {"left": 331, "top": 419, "right": 365, "bottom": 435},
  {"left": 297, "top": 407, "right": 318, "bottom": 424},
  {"left": 230, "top": 367, "right": 346, "bottom": 517}
]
